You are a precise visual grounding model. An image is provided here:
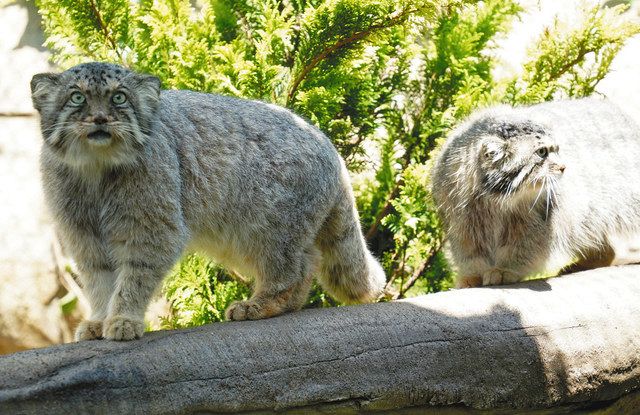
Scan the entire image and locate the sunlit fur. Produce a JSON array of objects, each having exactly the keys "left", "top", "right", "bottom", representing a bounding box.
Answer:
[
  {"left": 32, "top": 62, "right": 385, "bottom": 341},
  {"left": 433, "top": 99, "right": 640, "bottom": 287}
]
